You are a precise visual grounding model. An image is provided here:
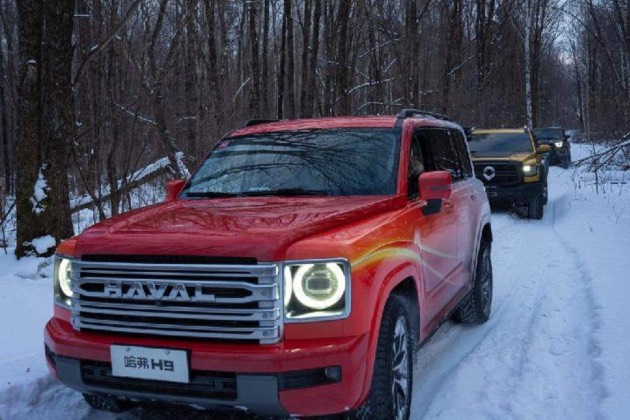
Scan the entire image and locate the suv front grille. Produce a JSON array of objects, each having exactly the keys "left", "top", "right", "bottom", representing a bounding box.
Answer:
[
  {"left": 474, "top": 162, "right": 522, "bottom": 186},
  {"left": 70, "top": 258, "right": 282, "bottom": 343}
]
